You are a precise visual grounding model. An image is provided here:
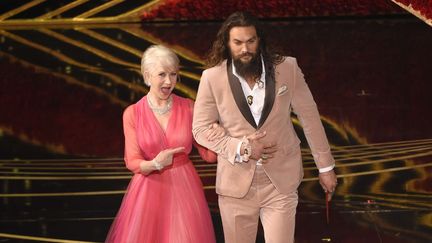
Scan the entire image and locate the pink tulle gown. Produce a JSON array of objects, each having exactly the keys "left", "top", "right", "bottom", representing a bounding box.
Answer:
[{"left": 106, "top": 94, "right": 216, "bottom": 243}]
